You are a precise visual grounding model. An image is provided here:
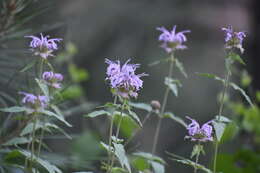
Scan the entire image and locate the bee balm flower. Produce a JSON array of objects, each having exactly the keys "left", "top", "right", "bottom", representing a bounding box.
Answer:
[
  {"left": 25, "top": 33, "right": 62, "bottom": 59},
  {"left": 222, "top": 26, "right": 246, "bottom": 53},
  {"left": 20, "top": 92, "right": 48, "bottom": 112},
  {"left": 157, "top": 25, "right": 190, "bottom": 53},
  {"left": 105, "top": 58, "right": 147, "bottom": 99},
  {"left": 185, "top": 116, "right": 213, "bottom": 142},
  {"left": 42, "top": 71, "right": 63, "bottom": 89}
]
